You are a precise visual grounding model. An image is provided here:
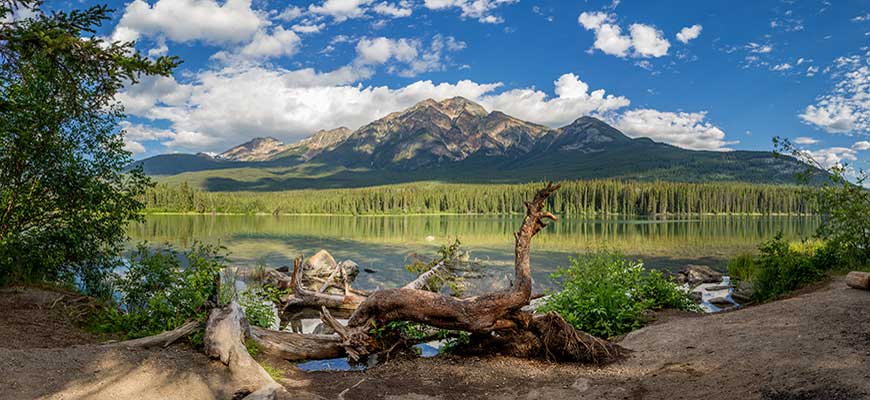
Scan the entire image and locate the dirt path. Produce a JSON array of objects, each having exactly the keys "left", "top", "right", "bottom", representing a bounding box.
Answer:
[
  {"left": 0, "top": 287, "right": 248, "bottom": 400},
  {"left": 2, "top": 278, "right": 869, "bottom": 400}
]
